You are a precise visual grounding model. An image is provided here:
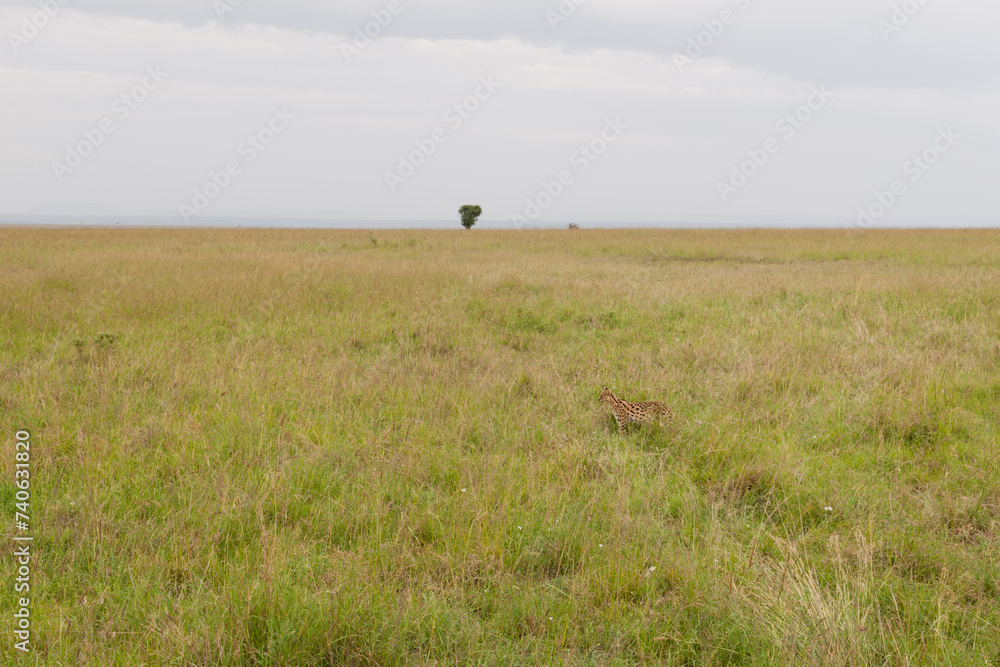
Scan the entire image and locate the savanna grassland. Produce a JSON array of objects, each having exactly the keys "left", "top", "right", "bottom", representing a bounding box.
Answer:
[{"left": 2, "top": 227, "right": 1000, "bottom": 666}]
